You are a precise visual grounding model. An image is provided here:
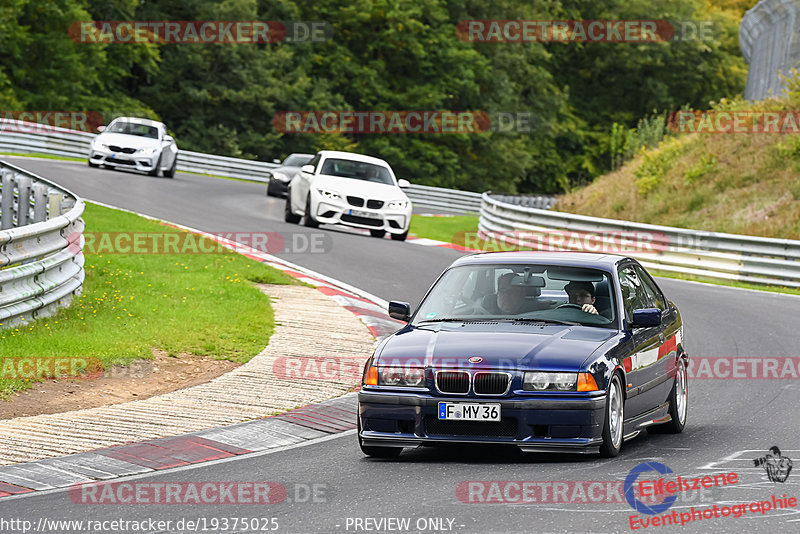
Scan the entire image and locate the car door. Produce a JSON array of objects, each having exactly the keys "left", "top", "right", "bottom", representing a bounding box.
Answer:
[
  {"left": 633, "top": 264, "right": 679, "bottom": 404},
  {"left": 618, "top": 264, "right": 666, "bottom": 417}
]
